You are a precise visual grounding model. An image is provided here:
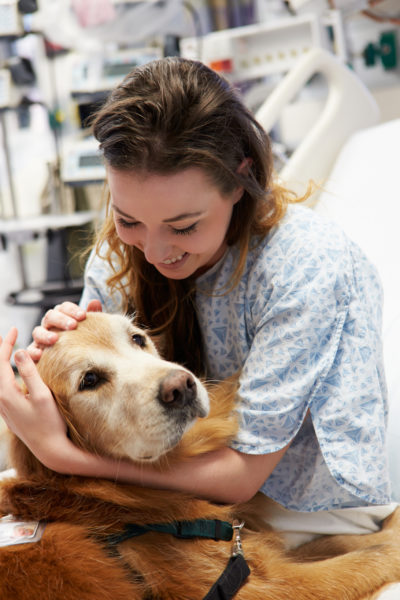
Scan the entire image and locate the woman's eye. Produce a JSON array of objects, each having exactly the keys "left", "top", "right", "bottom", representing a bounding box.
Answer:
[
  {"left": 132, "top": 333, "right": 146, "bottom": 348},
  {"left": 79, "top": 372, "right": 101, "bottom": 391},
  {"left": 117, "top": 218, "right": 137, "bottom": 229},
  {"left": 172, "top": 223, "right": 198, "bottom": 236}
]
